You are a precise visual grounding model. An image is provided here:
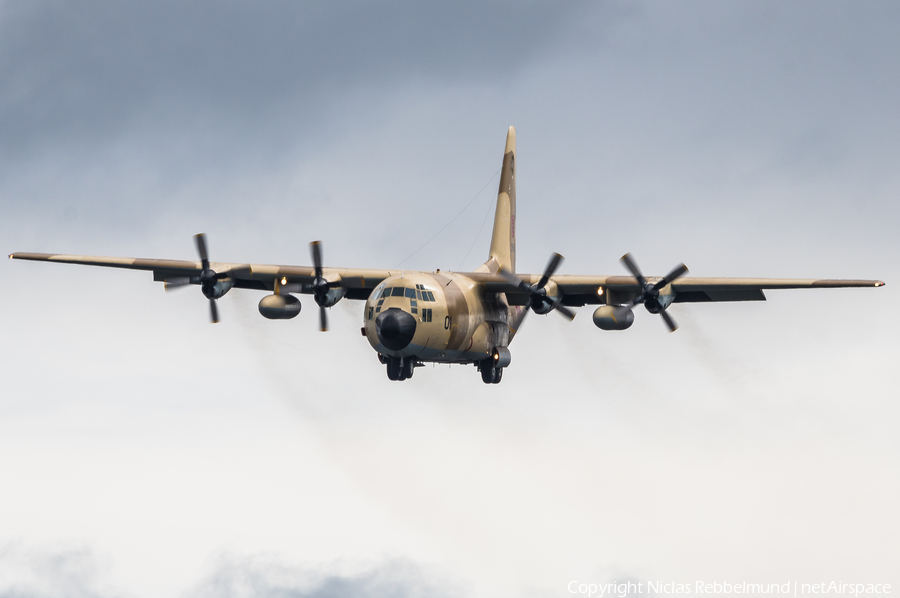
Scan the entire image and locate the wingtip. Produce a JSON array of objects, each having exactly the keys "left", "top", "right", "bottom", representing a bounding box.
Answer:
[{"left": 875, "top": 281, "right": 885, "bottom": 287}]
